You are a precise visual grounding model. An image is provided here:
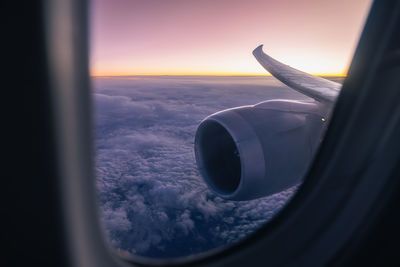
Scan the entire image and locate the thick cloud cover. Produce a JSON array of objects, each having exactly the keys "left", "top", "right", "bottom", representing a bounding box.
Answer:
[{"left": 93, "top": 76, "right": 309, "bottom": 258}]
